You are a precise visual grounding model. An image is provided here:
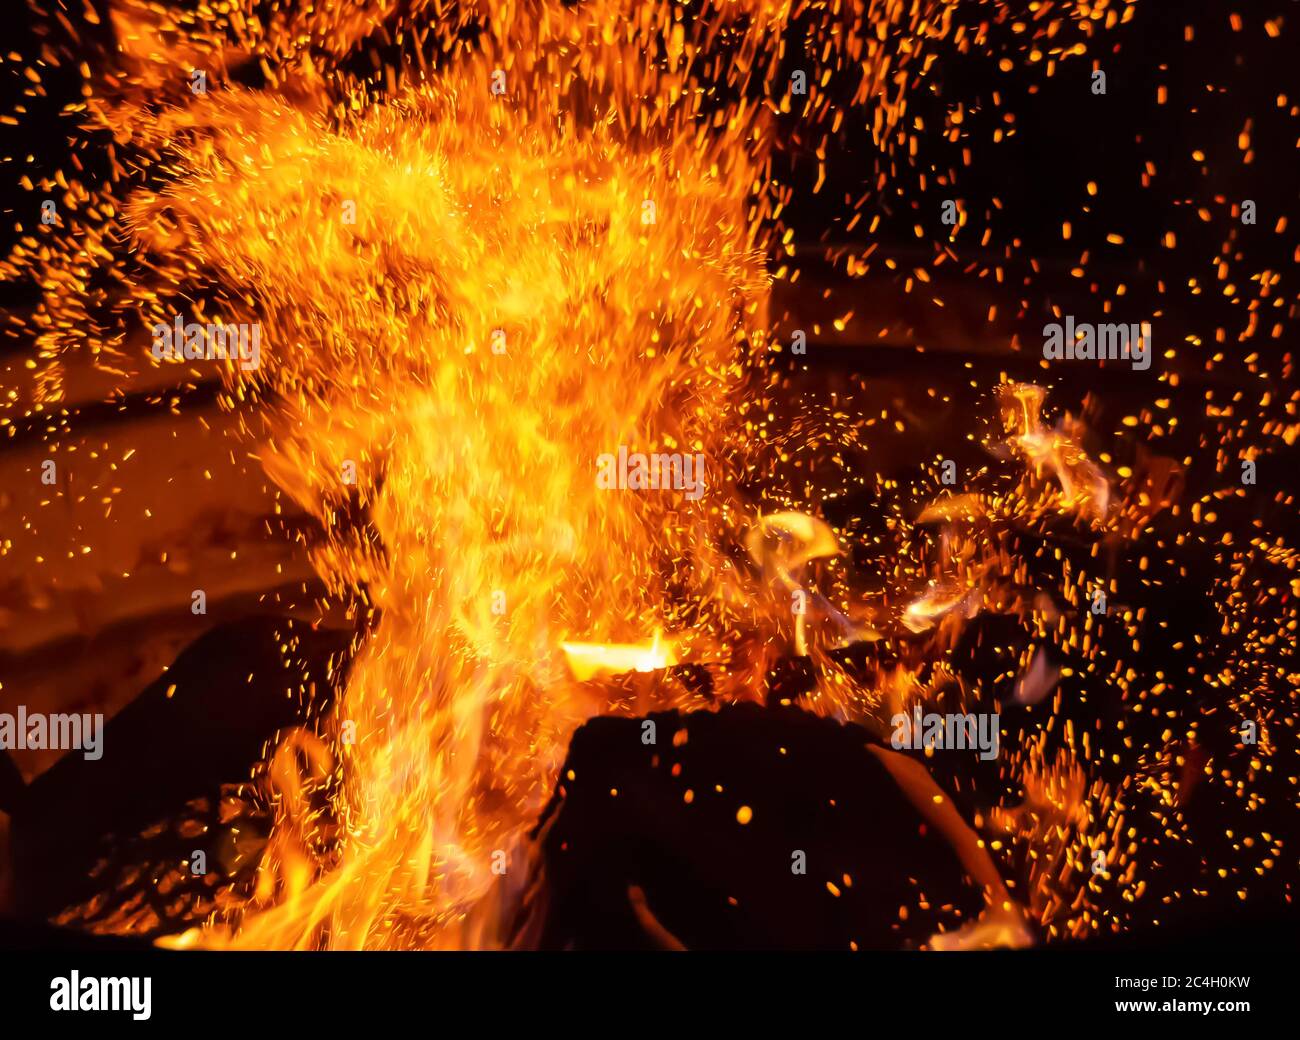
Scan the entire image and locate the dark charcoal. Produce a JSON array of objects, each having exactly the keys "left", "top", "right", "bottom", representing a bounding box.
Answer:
[
  {"left": 5, "top": 615, "right": 353, "bottom": 923},
  {"left": 533, "top": 703, "right": 985, "bottom": 950}
]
